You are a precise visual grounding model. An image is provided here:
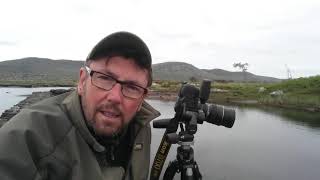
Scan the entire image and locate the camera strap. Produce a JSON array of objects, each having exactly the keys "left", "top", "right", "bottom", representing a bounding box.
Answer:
[{"left": 149, "top": 129, "right": 172, "bottom": 180}]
